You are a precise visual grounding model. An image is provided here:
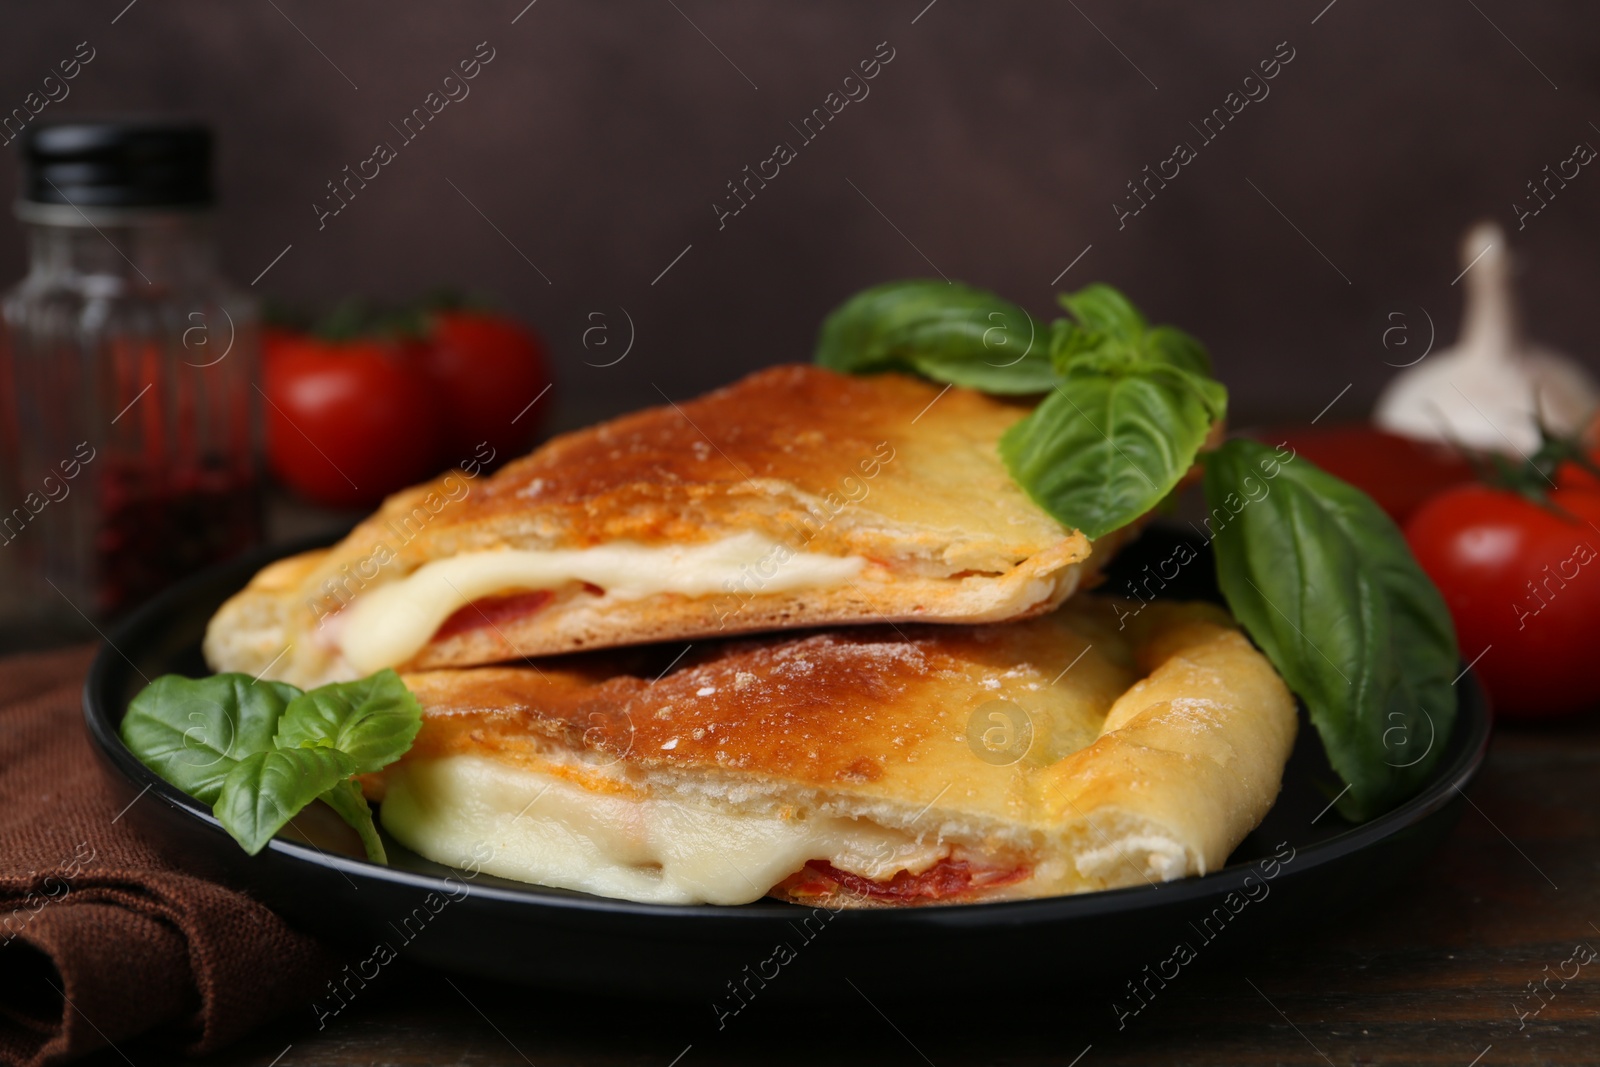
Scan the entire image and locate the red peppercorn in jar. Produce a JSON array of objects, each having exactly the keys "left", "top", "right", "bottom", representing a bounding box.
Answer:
[{"left": 0, "top": 122, "right": 260, "bottom": 641}]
